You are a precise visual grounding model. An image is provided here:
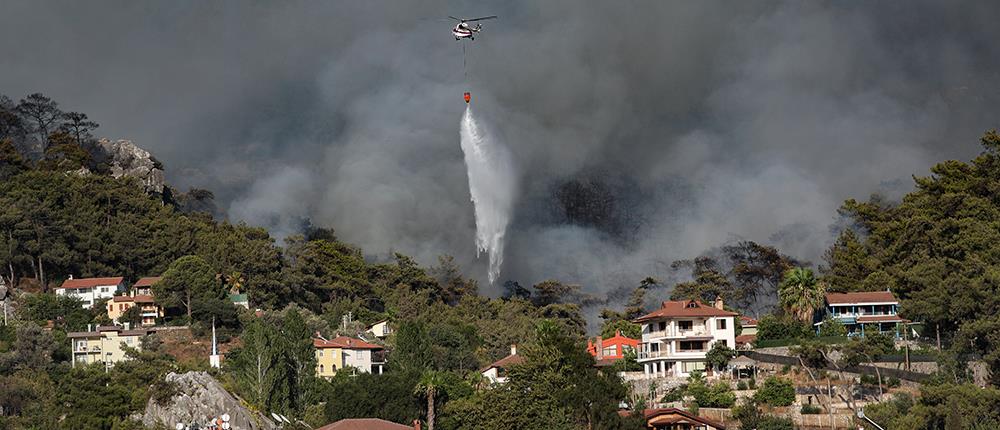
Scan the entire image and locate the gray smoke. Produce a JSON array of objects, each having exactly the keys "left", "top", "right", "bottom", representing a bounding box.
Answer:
[{"left": 2, "top": 1, "right": 999, "bottom": 298}]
